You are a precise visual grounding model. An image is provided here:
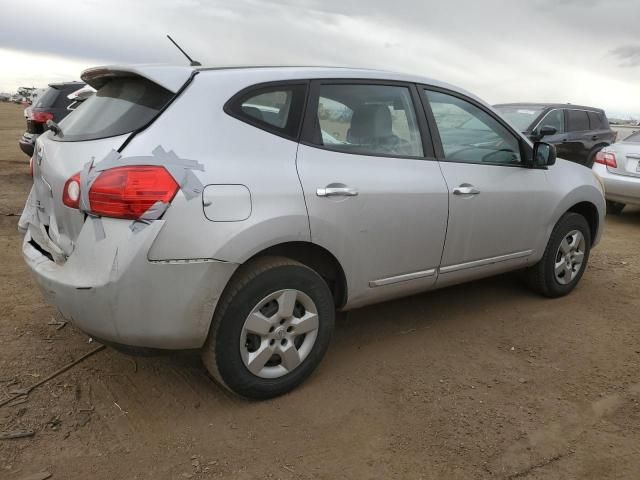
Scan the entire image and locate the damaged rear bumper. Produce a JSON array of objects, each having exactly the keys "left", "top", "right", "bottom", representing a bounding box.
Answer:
[{"left": 22, "top": 217, "right": 238, "bottom": 349}]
